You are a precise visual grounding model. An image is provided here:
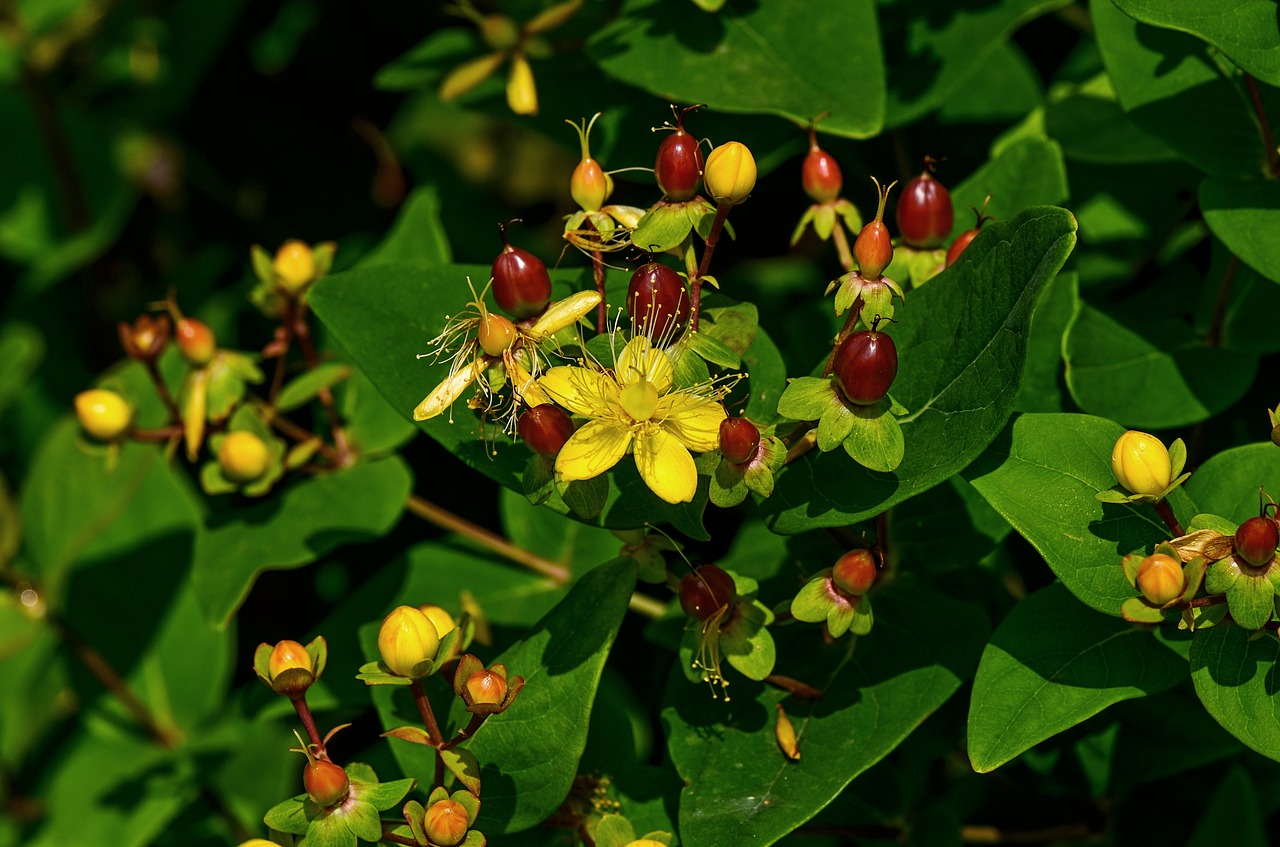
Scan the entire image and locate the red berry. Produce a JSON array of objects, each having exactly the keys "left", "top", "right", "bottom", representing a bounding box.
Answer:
[
  {"left": 655, "top": 106, "right": 704, "bottom": 202},
  {"left": 831, "top": 549, "right": 877, "bottom": 596},
  {"left": 627, "top": 261, "right": 690, "bottom": 344},
  {"left": 518, "top": 404, "right": 576, "bottom": 457},
  {"left": 176, "top": 317, "right": 216, "bottom": 366},
  {"left": 895, "top": 161, "right": 953, "bottom": 249},
  {"left": 304, "top": 760, "right": 349, "bottom": 807},
  {"left": 946, "top": 197, "right": 994, "bottom": 268},
  {"left": 1236, "top": 516, "right": 1279, "bottom": 568},
  {"left": 491, "top": 222, "right": 551, "bottom": 320},
  {"left": 833, "top": 324, "right": 897, "bottom": 406},
  {"left": 719, "top": 417, "right": 760, "bottom": 465},
  {"left": 801, "top": 119, "right": 842, "bottom": 203},
  {"left": 679, "top": 565, "right": 735, "bottom": 621},
  {"left": 853, "top": 177, "right": 896, "bottom": 279}
]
